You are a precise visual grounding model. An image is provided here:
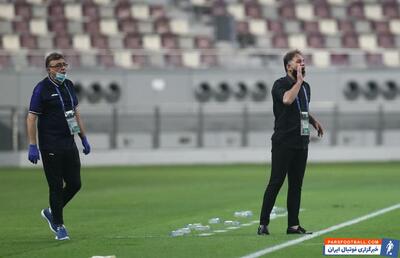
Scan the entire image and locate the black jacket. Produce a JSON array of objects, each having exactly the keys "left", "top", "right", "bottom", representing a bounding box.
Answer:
[{"left": 271, "top": 75, "right": 311, "bottom": 149}]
